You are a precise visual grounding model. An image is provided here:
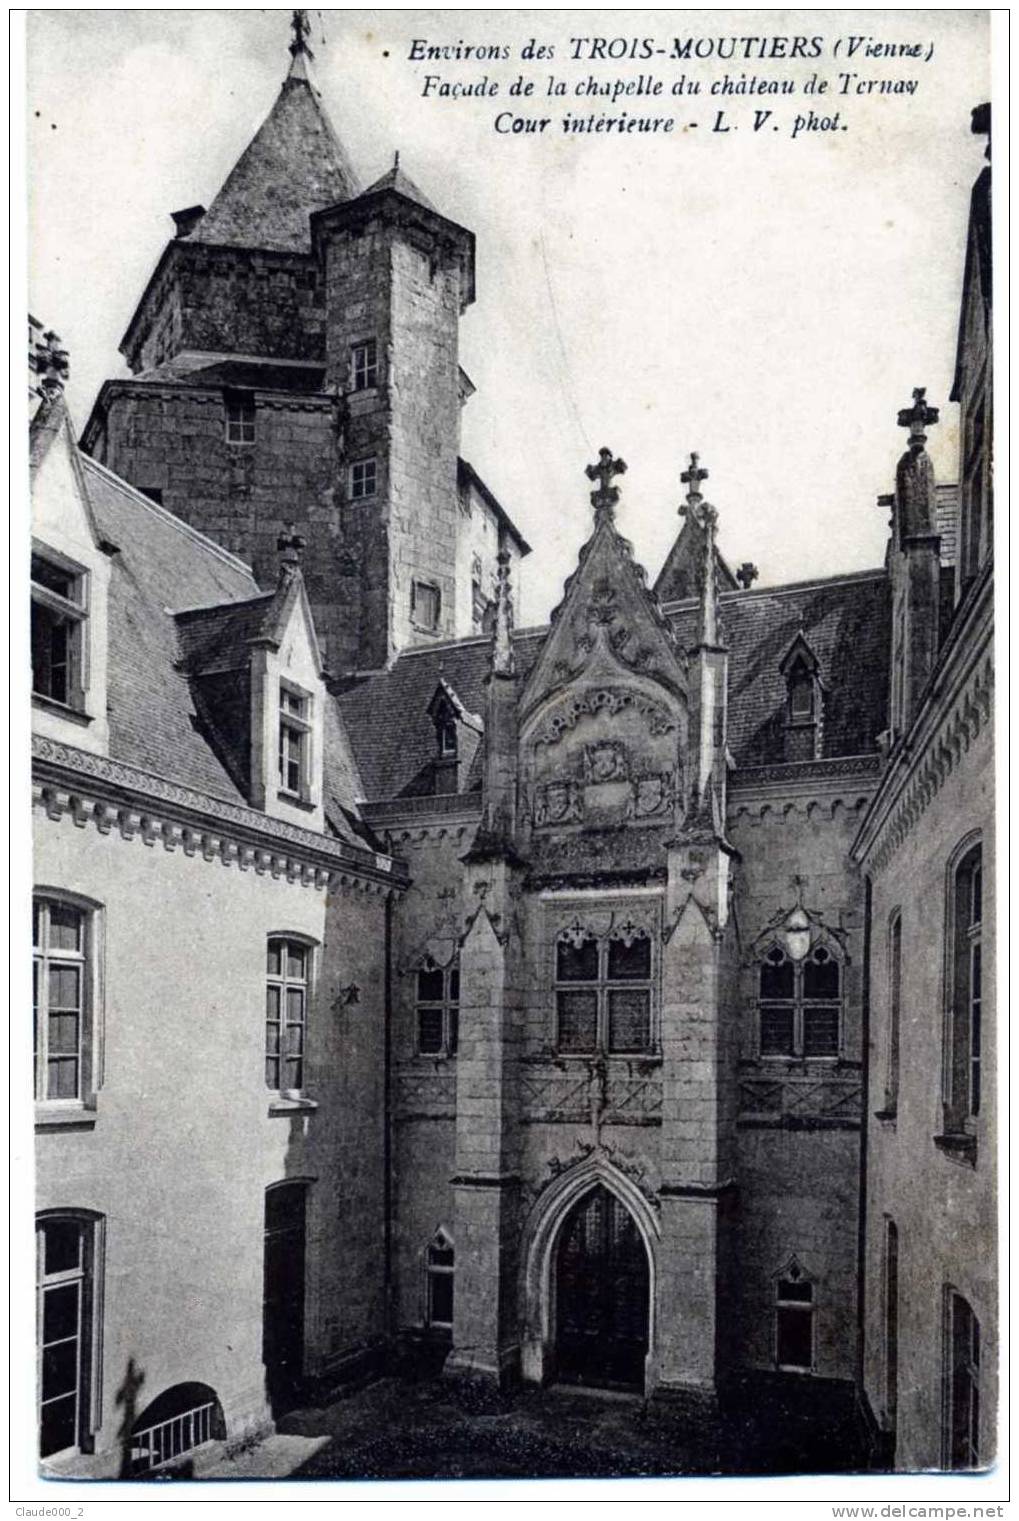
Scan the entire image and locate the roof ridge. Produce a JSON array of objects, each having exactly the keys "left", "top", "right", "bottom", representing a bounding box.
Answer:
[
  {"left": 80, "top": 455, "right": 257, "bottom": 578},
  {"left": 171, "top": 589, "right": 276, "bottom": 619},
  {"left": 661, "top": 566, "right": 888, "bottom": 614}
]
